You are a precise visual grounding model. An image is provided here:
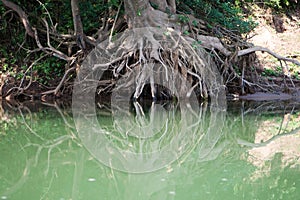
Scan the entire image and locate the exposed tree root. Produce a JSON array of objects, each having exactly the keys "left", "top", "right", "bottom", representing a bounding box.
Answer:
[
  {"left": 1, "top": 0, "right": 300, "bottom": 100},
  {"left": 78, "top": 27, "right": 226, "bottom": 102}
]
